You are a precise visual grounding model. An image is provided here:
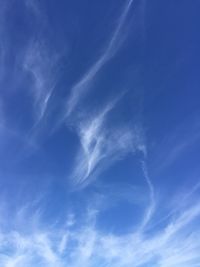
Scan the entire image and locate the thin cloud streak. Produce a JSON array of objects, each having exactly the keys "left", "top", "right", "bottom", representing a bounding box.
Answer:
[
  {"left": 140, "top": 160, "right": 156, "bottom": 230},
  {"left": 66, "top": 0, "right": 134, "bottom": 117},
  {"left": 23, "top": 41, "right": 59, "bottom": 126},
  {"left": 23, "top": 0, "right": 61, "bottom": 128},
  {"left": 153, "top": 115, "right": 200, "bottom": 175}
]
